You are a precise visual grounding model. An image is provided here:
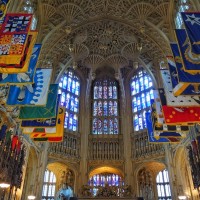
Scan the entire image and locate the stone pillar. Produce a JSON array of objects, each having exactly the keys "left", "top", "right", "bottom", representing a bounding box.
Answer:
[
  {"left": 77, "top": 78, "right": 90, "bottom": 193},
  {"left": 34, "top": 143, "right": 49, "bottom": 199},
  {"left": 120, "top": 75, "right": 134, "bottom": 192}
]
